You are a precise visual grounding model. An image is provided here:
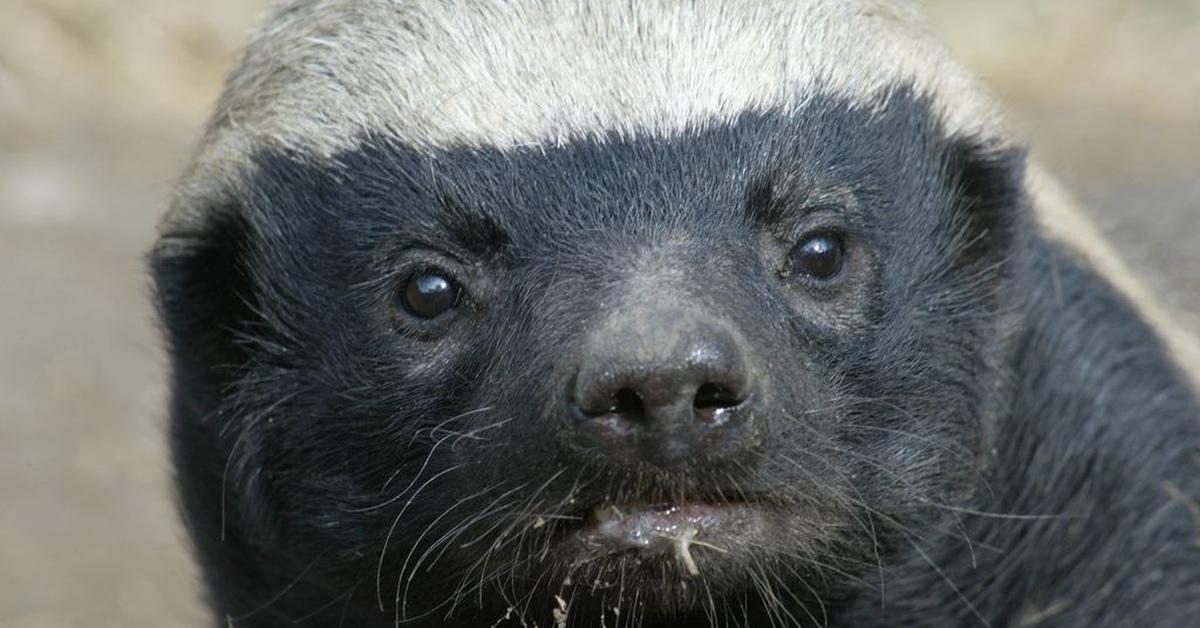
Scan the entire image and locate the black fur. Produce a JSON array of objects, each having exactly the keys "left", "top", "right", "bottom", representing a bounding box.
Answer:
[{"left": 152, "top": 88, "right": 1200, "bottom": 627}]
